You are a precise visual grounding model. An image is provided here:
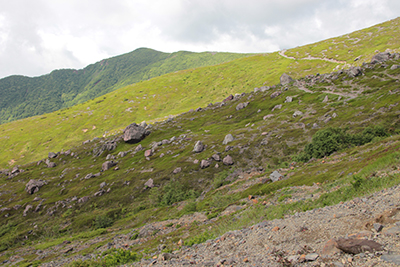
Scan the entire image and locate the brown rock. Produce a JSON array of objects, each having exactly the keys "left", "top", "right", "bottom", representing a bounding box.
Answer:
[
  {"left": 144, "top": 149, "right": 153, "bottom": 157},
  {"left": 336, "top": 238, "right": 383, "bottom": 254}
]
